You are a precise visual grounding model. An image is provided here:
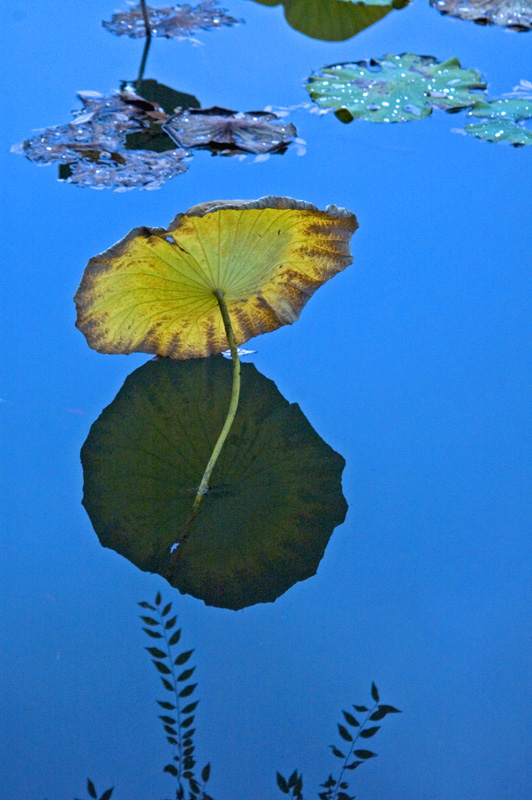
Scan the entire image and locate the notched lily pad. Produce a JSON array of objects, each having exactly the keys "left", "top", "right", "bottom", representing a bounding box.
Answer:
[
  {"left": 249, "top": 0, "right": 408, "bottom": 42},
  {"left": 81, "top": 357, "right": 348, "bottom": 610},
  {"left": 430, "top": 0, "right": 532, "bottom": 31},
  {"left": 307, "top": 54, "right": 486, "bottom": 123},
  {"left": 164, "top": 106, "right": 297, "bottom": 155},
  {"left": 74, "top": 196, "right": 358, "bottom": 359},
  {"left": 103, "top": 1, "right": 242, "bottom": 38},
  {"left": 12, "top": 88, "right": 190, "bottom": 190},
  {"left": 465, "top": 97, "right": 532, "bottom": 145}
]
